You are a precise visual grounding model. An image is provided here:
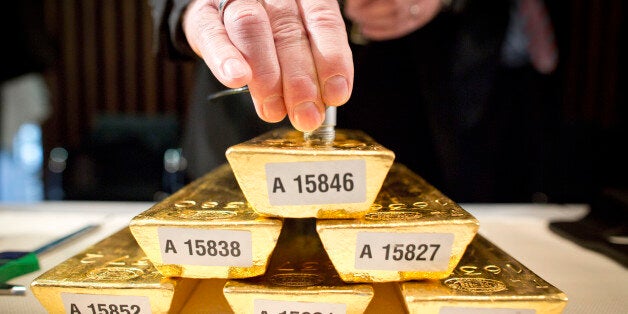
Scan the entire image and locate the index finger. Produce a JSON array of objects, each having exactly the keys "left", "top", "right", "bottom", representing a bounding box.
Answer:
[{"left": 182, "top": 0, "right": 253, "bottom": 88}]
